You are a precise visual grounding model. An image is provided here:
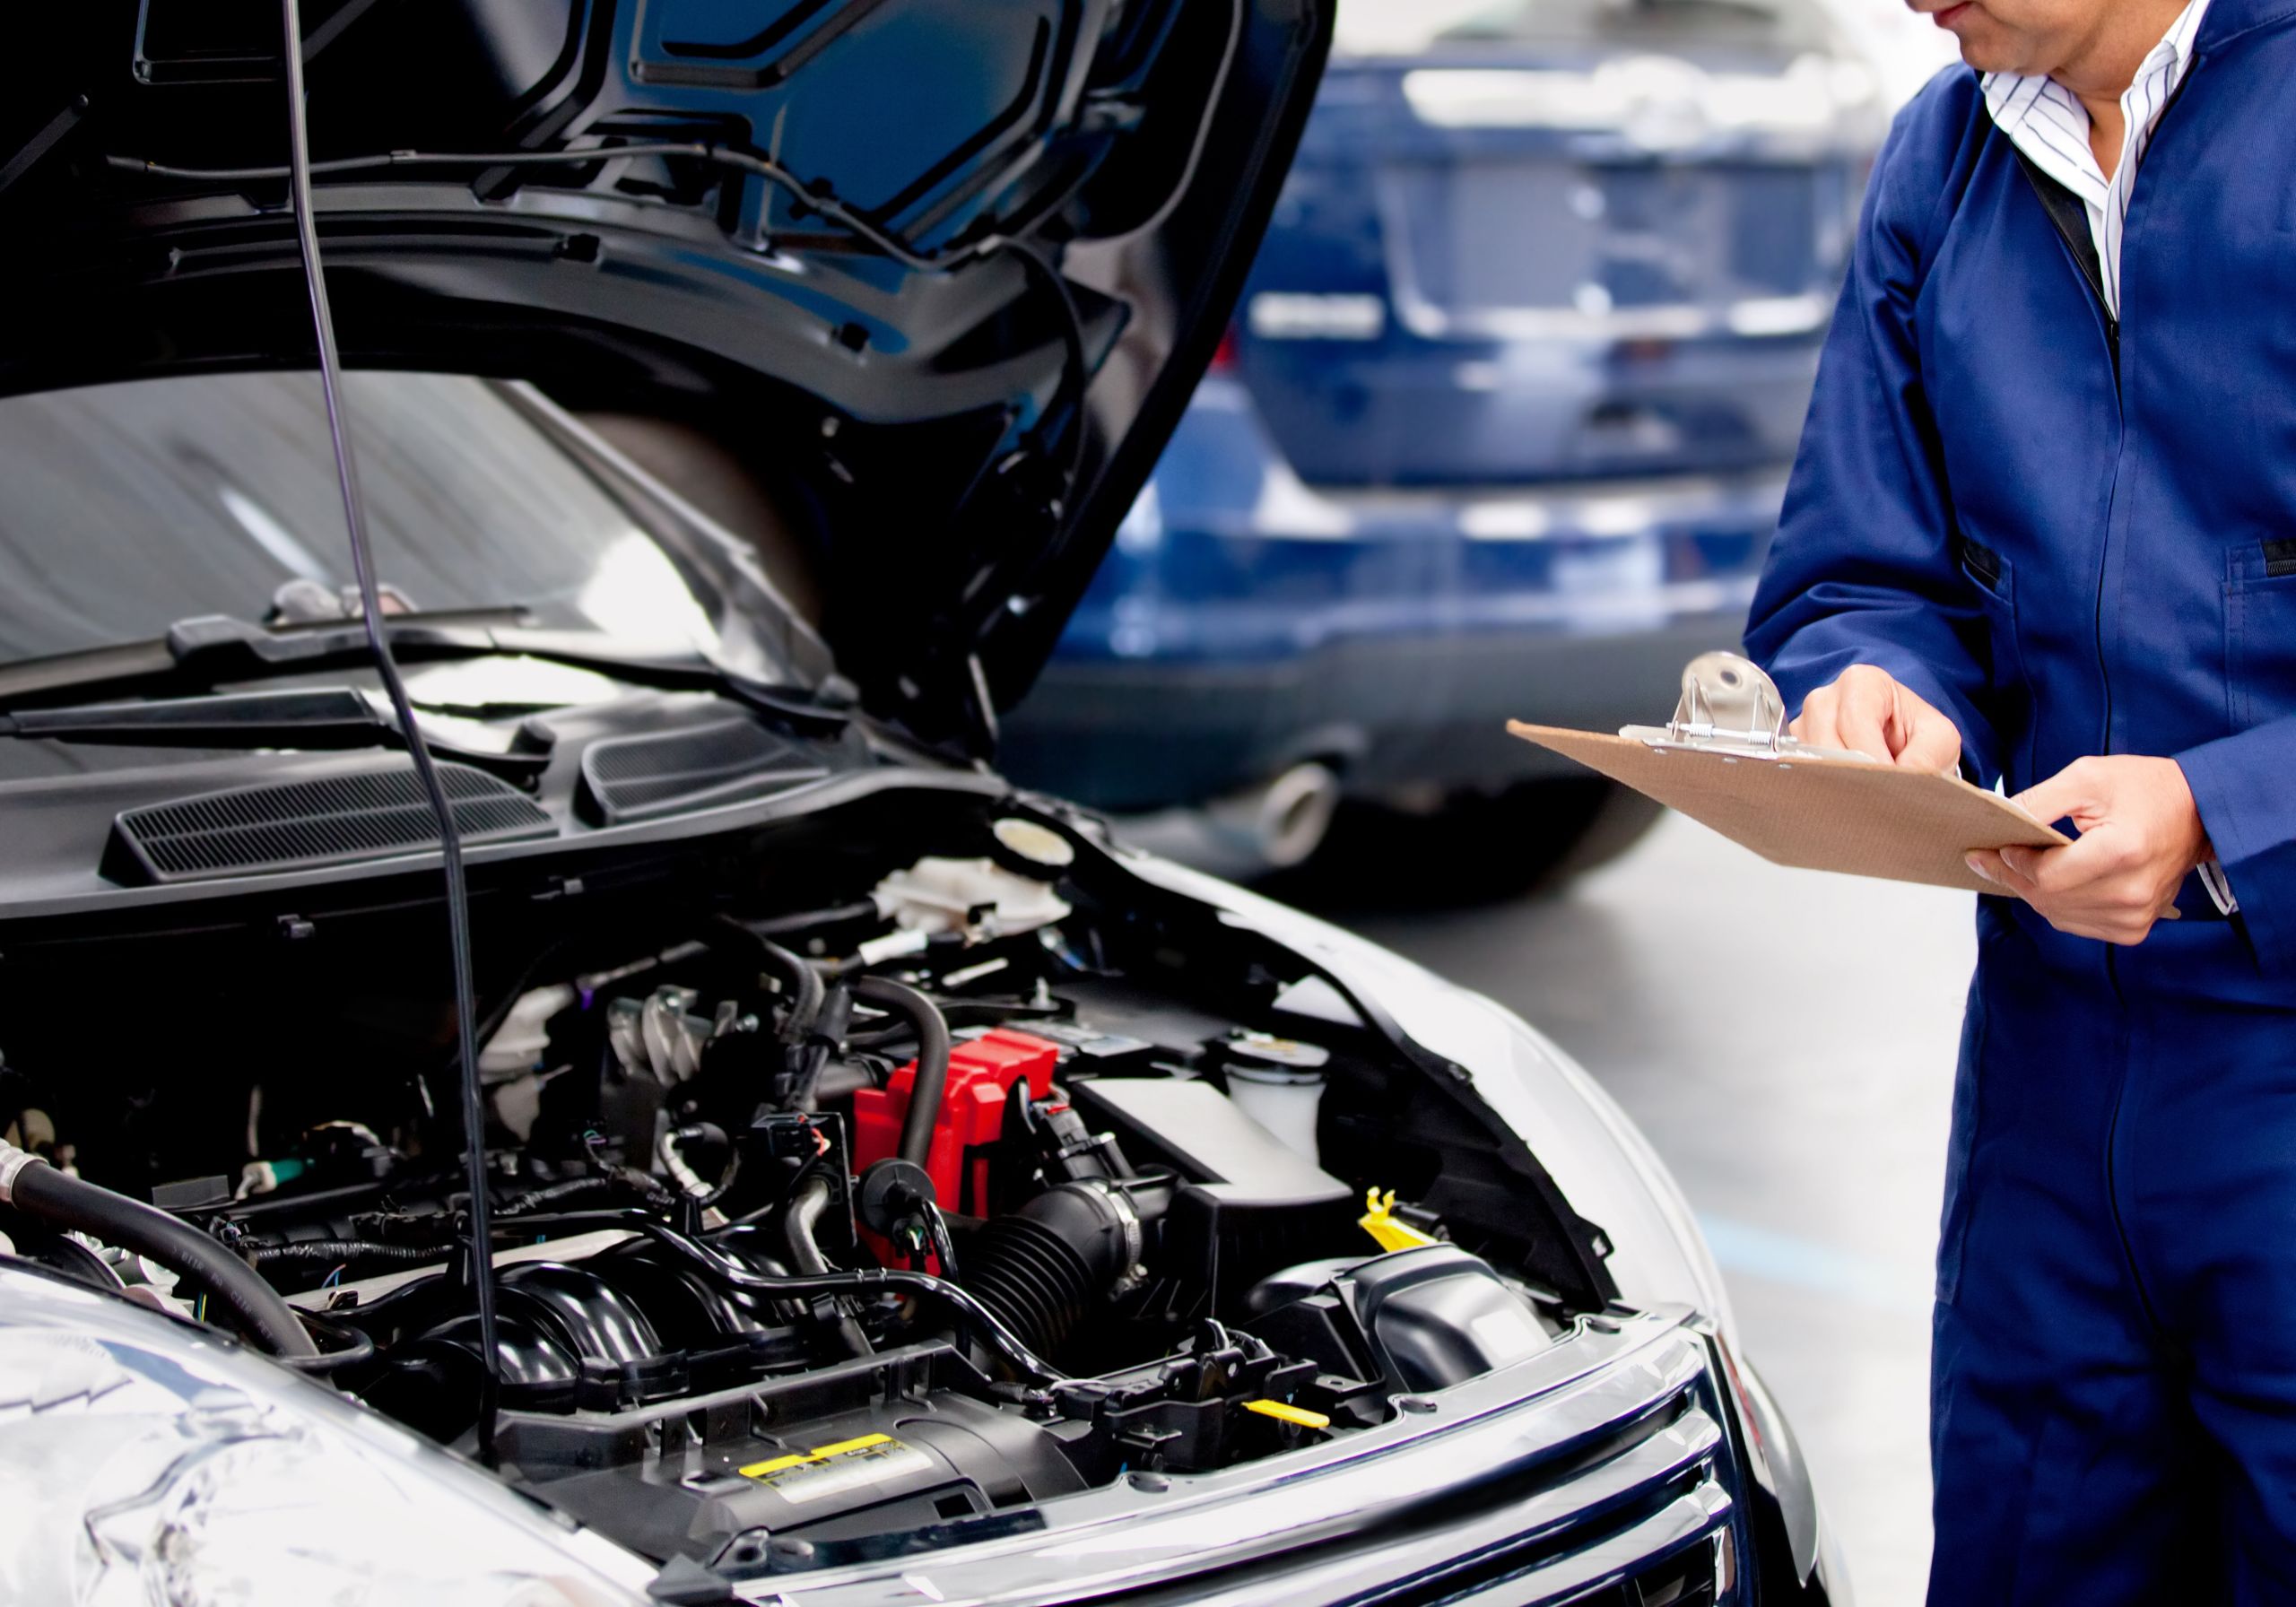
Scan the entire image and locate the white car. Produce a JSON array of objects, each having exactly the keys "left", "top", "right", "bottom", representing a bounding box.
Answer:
[{"left": 0, "top": 3, "right": 1839, "bottom": 1602}]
